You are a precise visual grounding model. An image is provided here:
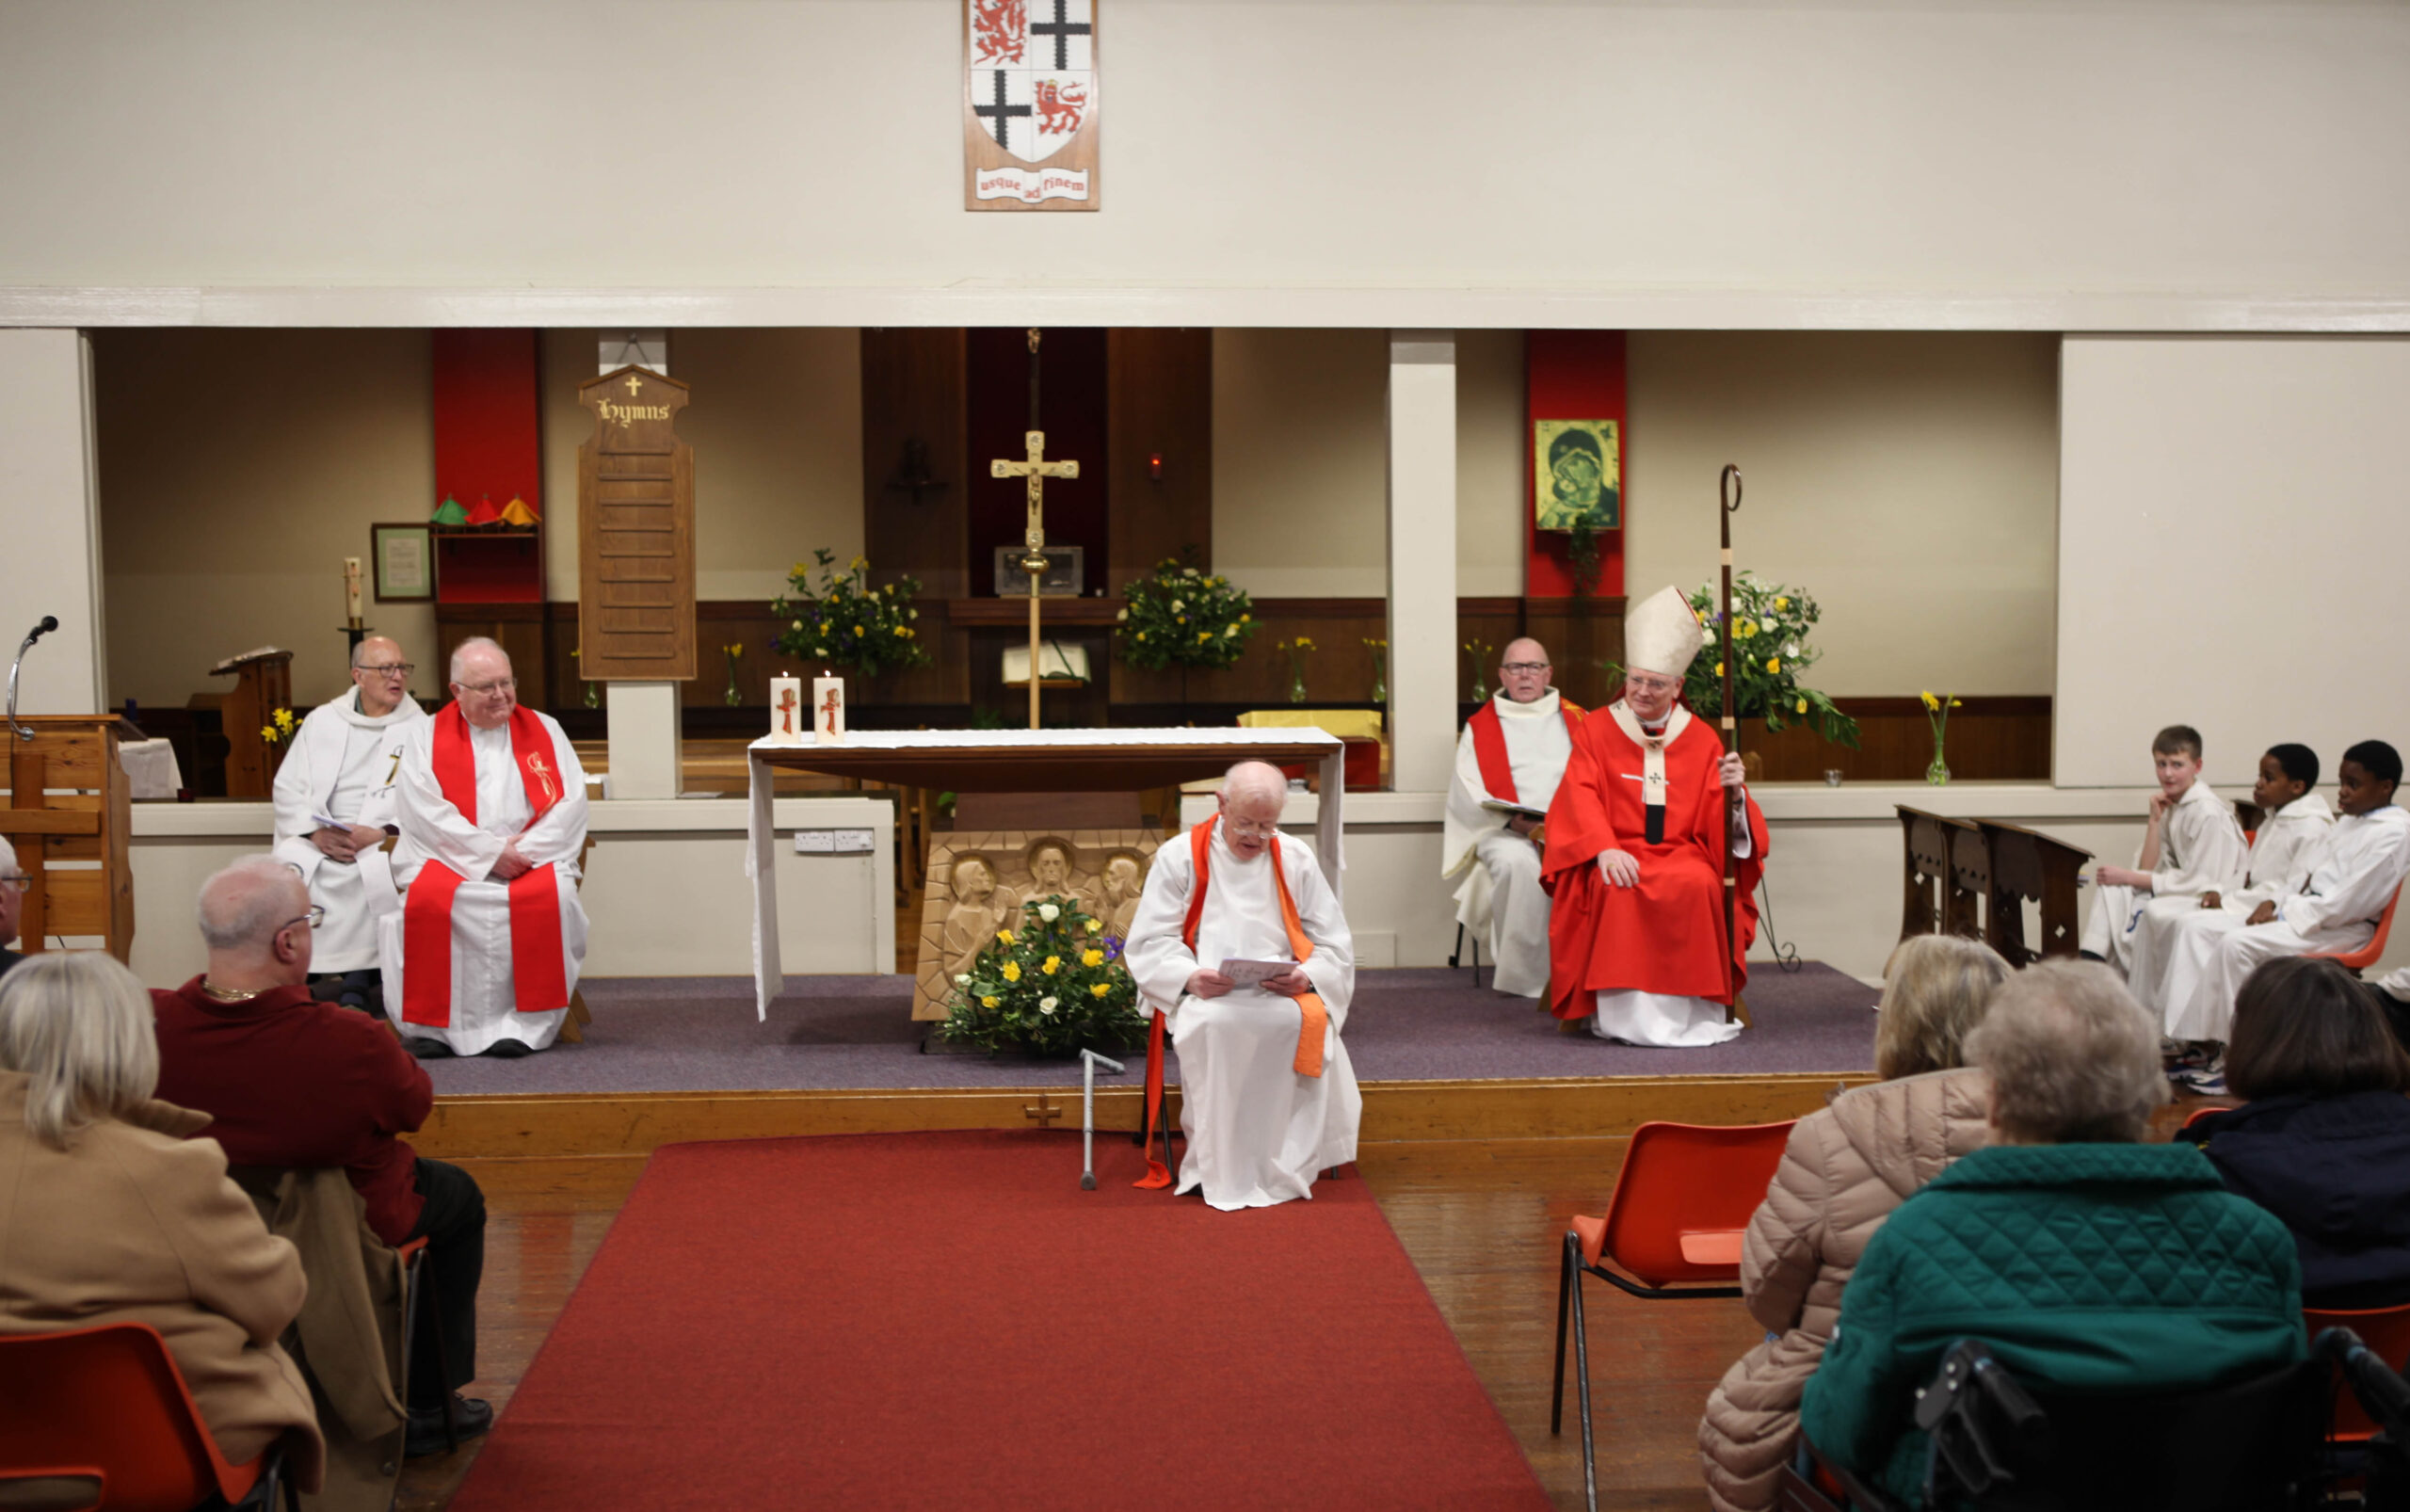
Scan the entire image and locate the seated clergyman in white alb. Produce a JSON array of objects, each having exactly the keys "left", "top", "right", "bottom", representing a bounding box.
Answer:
[
  {"left": 2078, "top": 724, "right": 2247, "bottom": 973},
  {"left": 1441, "top": 637, "right": 1585, "bottom": 998},
  {"left": 1124, "top": 761, "right": 1358, "bottom": 1211},
  {"left": 378, "top": 637, "right": 588, "bottom": 1059},
  {"left": 271, "top": 635, "right": 424, "bottom": 1015},
  {"left": 2128, "top": 741, "right": 2331, "bottom": 1022}
]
